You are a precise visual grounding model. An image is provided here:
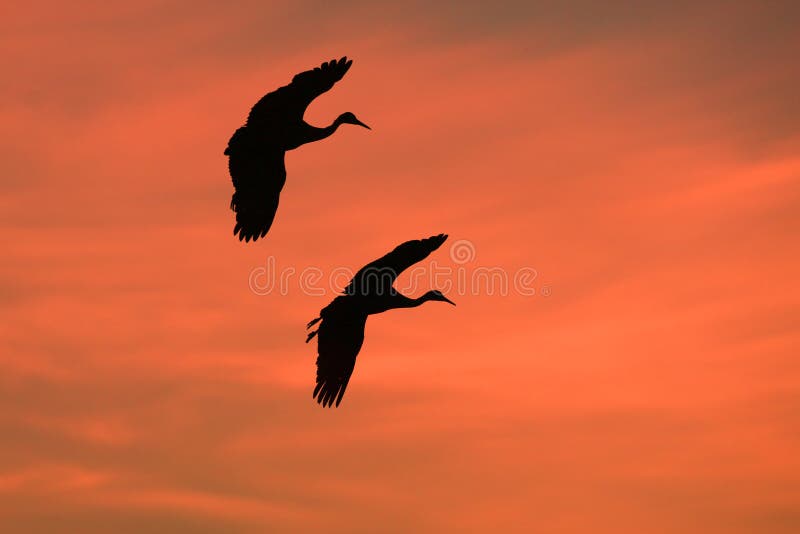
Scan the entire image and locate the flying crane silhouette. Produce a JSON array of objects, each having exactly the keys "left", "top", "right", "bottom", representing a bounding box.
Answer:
[
  {"left": 306, "top": 234, "right": 456, "bottom": 408},
  {"left": 225, "top": 57, "right": 370, "bottom": 242}
]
